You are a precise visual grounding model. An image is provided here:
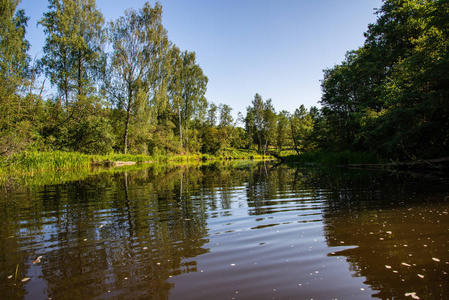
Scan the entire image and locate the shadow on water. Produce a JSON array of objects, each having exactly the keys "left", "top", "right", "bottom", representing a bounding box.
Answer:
[
  {"left": 318, "top": 168, "right": 449, "bottom": 299},
  {"left": 0, "top": 161, "right": 448, "bottom": 299}
]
